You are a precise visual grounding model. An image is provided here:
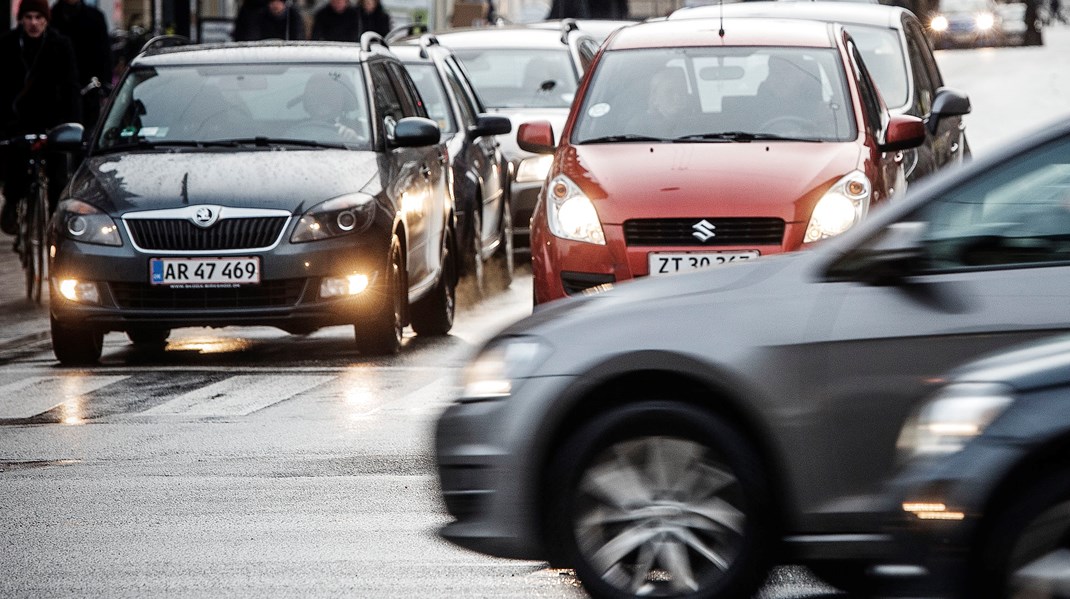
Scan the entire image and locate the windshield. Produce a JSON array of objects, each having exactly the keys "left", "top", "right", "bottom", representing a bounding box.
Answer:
[
  {"left": 97, "top": 64, "right": 371, "bottom": 151},
  {"left": 846, "top": 25, "right": 908, "bottom": 109},
  {"left": 407, "top": 63, "right": 456, "bottom": 134},
  {"left": 451, "top": 48, "right": 577, "bottom": 109},
  {"left": 940, "top": 0, "right": 991, "bottom": 11},
  {"left": 572, "top": 47, "right": 856, "bottom": 144}
]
